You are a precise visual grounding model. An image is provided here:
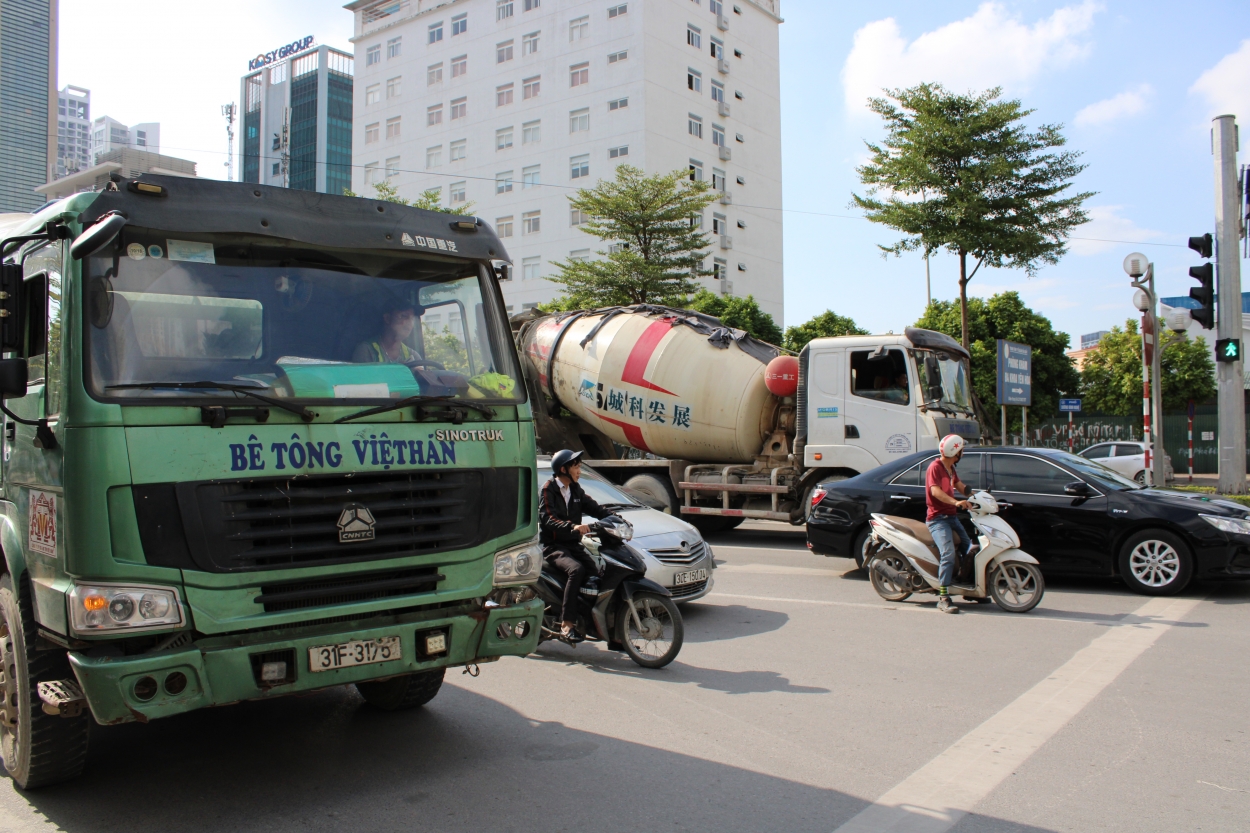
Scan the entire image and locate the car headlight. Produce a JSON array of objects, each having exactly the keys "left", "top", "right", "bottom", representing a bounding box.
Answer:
[
  {"left": 68, "top": 583, "right": 183, "bottom": 634},
  {"left": 494, "top": 538, "right": 542, "bottom": 586},
  {"left": 1200, "top": 514, "right": 1250, "bottom": 536}
]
